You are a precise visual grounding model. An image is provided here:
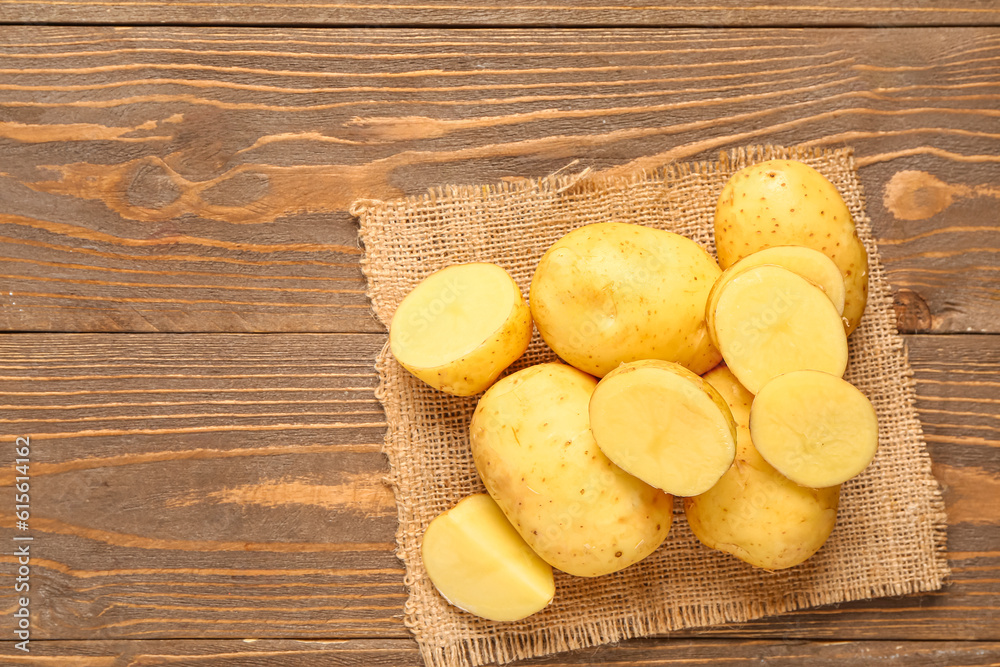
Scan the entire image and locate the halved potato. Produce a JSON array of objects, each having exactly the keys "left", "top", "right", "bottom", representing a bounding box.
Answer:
[
  {"left": 710, "top": 264, "right": 848, "bottom": 394},
  {"left": 389, "top": 262, "right": 532, "bottom": 396},
  {"left": 750, "top": 369, "right": 879, "bottom": 488},
  {"left": 589, "top": 359, "right": 736, "bottom": 497},
  {"left": 422, "top": 494, "right": 555, "bottom": 622},
  {"left": 684, "top": 366, "right": 840, "bottom": 570}
]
